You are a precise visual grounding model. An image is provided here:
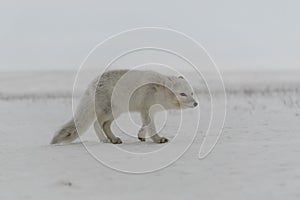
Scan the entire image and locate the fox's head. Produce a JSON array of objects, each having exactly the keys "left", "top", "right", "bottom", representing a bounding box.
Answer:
[{"left": 163, "top": 76, "right": 198, "bottom": 109}]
